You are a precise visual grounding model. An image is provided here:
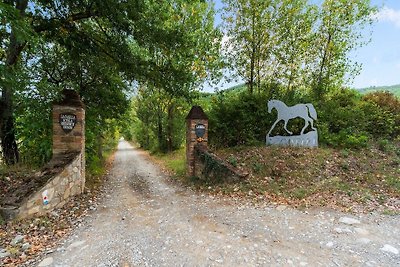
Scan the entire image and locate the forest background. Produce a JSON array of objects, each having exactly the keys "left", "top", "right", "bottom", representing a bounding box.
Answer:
[{"left": 1, "top": 0, "right": 399, "bottom": 186}]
